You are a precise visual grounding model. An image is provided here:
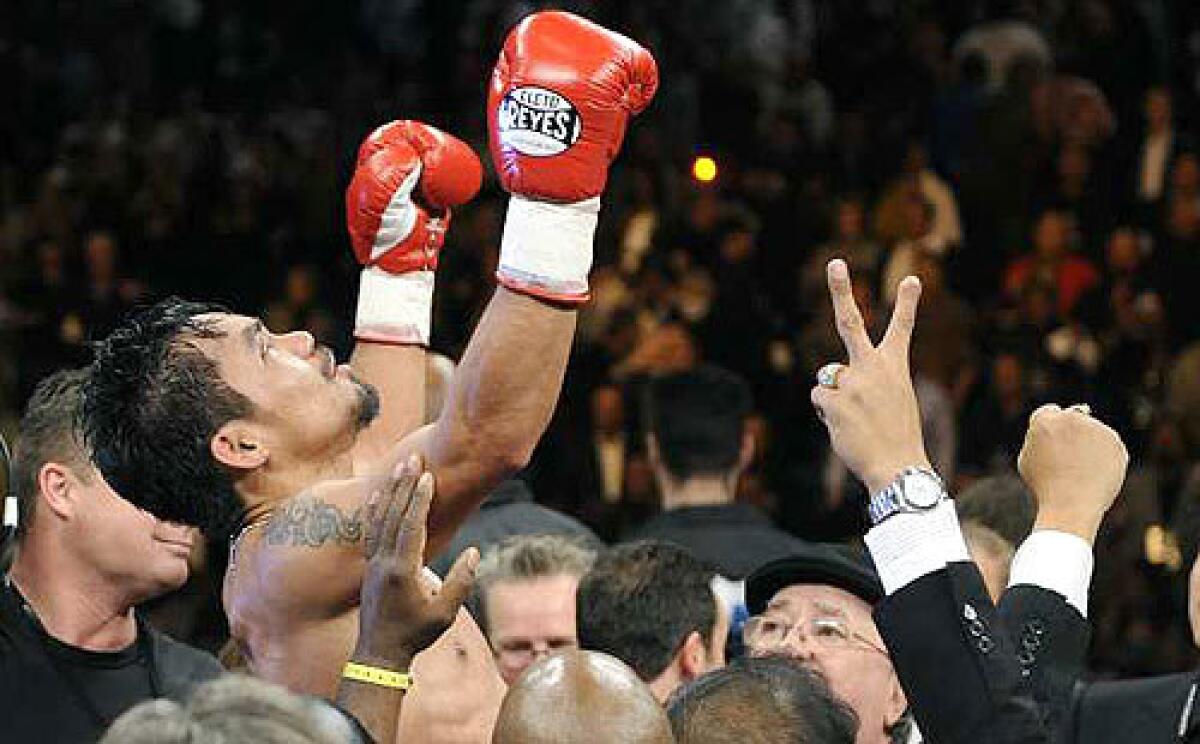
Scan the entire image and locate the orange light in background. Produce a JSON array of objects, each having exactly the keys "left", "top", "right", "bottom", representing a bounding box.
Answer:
[{"left": 692, "top": 156, "right": 718, "bottom": 183}]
